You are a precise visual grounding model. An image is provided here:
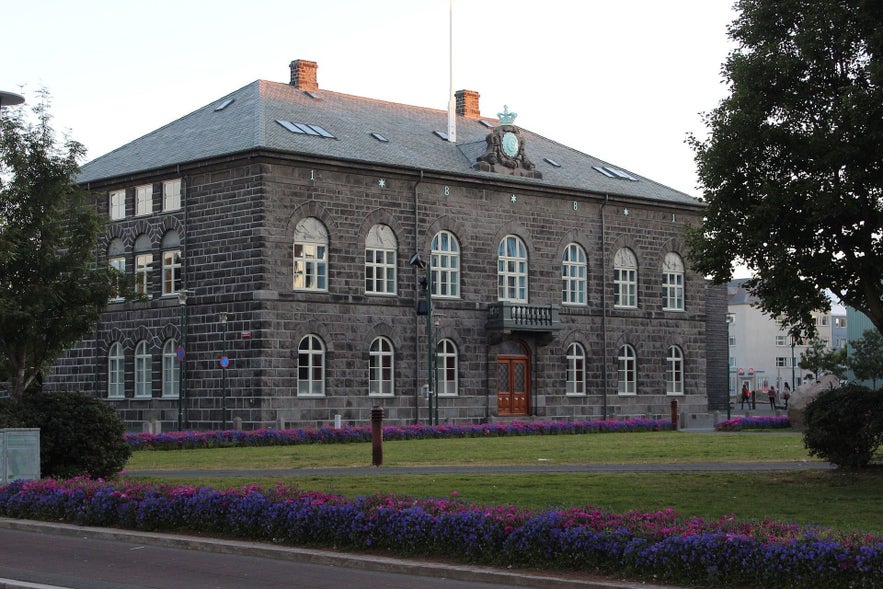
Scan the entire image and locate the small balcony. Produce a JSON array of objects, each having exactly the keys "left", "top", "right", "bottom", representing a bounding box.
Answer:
[{"left": 487, "top": 302, "right": 563, "bottom": 334}]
